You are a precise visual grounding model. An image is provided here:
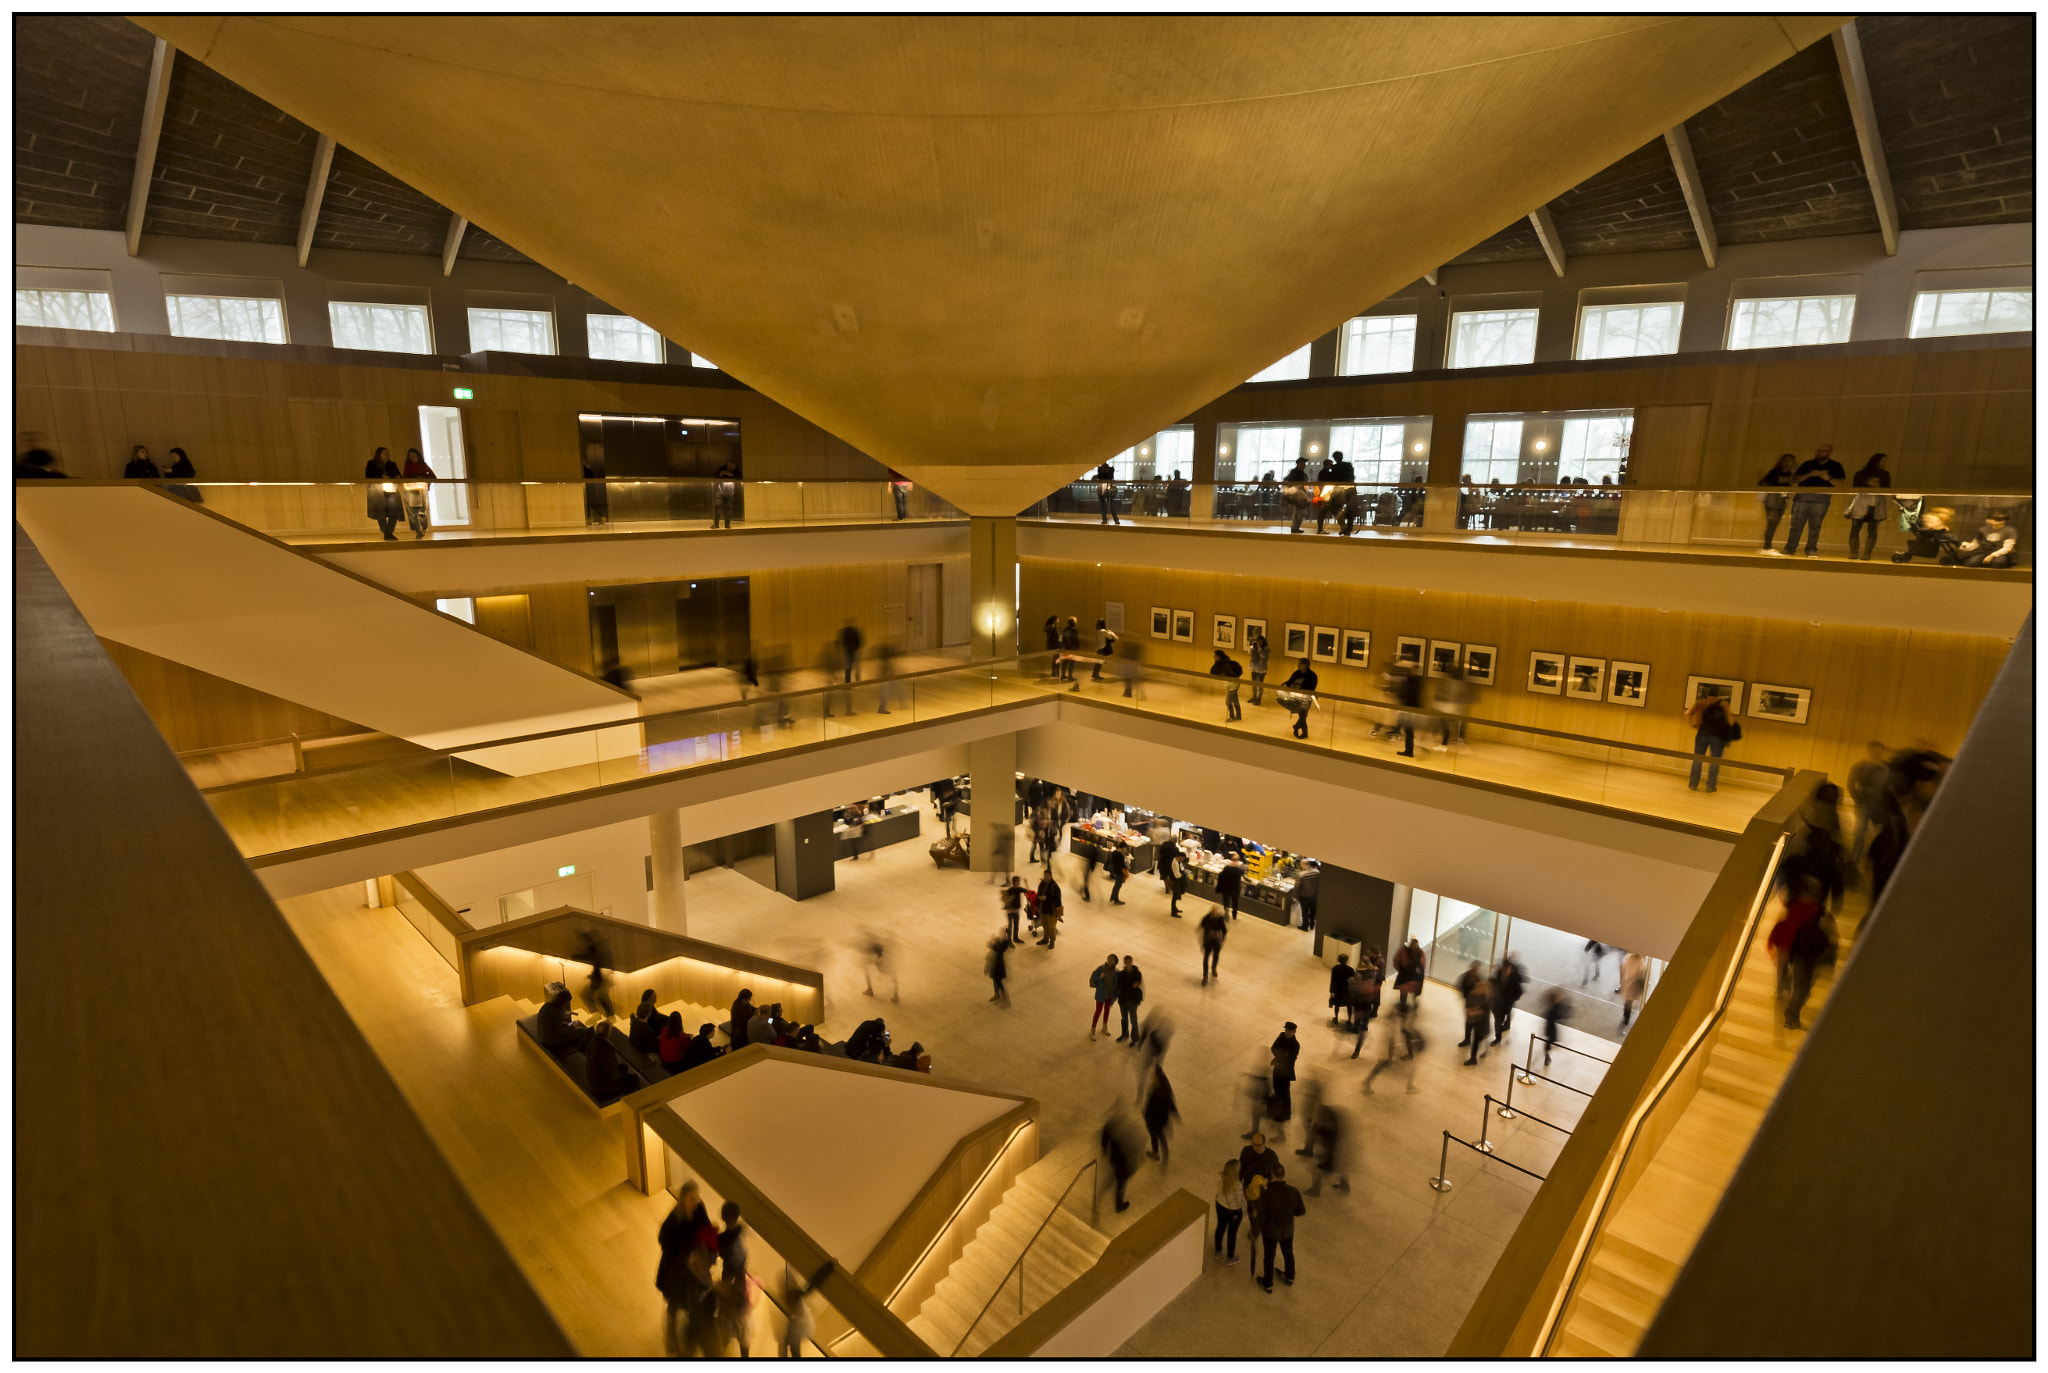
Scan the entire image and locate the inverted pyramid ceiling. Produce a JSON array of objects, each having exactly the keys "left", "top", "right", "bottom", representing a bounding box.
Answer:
[{"left": 140, "top": 16, "right": 1842, "bottom": 513}]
